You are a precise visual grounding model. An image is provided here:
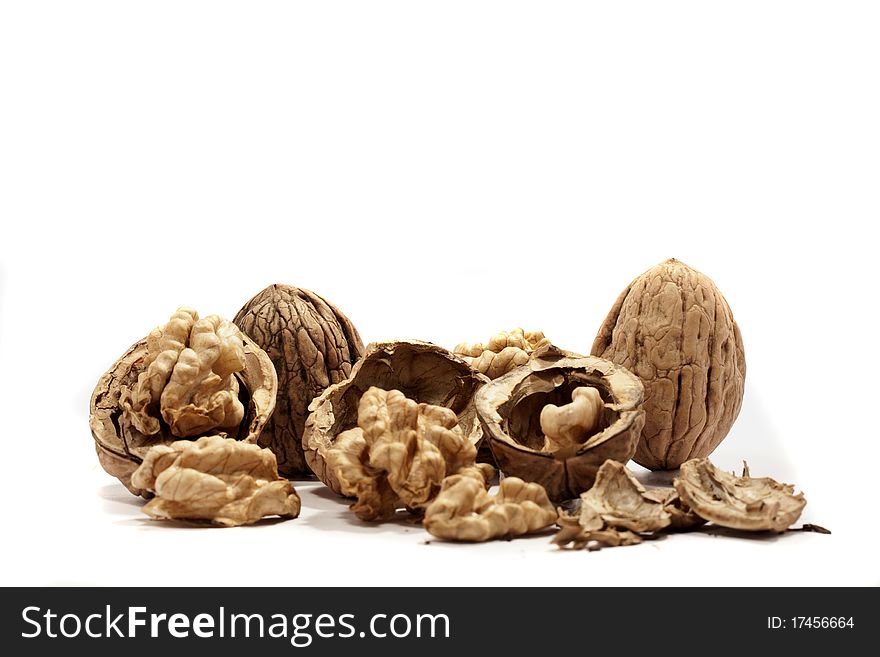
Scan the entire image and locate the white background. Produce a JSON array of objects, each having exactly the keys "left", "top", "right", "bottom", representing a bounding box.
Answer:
[{"left": 1, "top": 1, "right": 877, "bottom": 586}]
